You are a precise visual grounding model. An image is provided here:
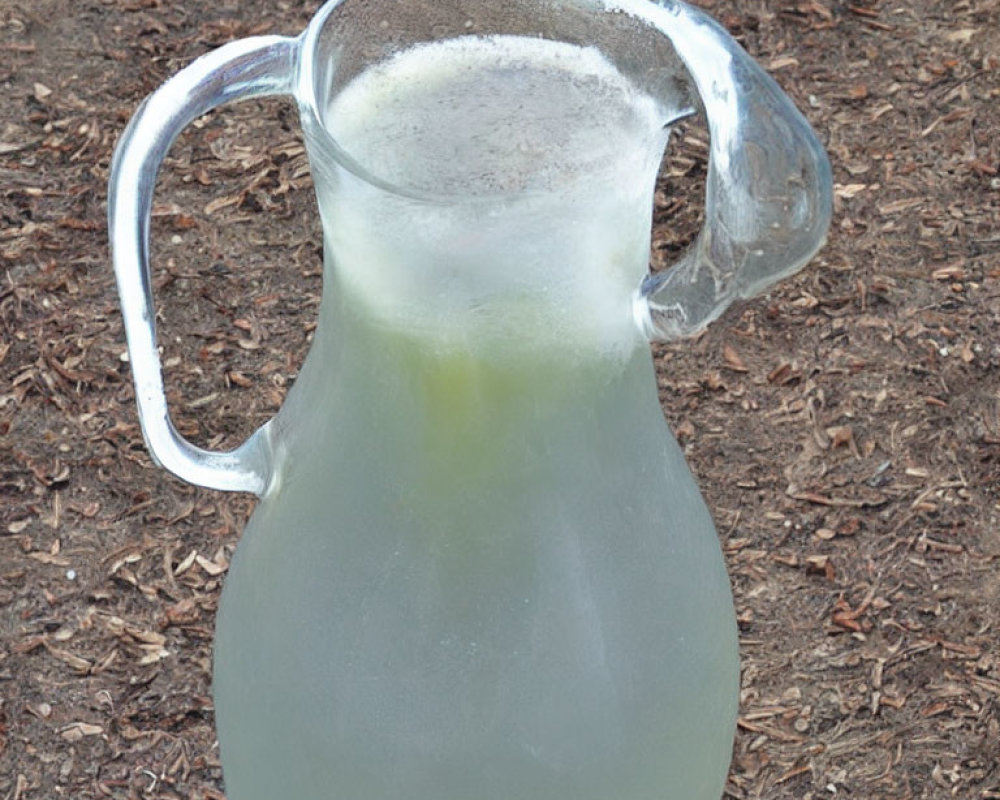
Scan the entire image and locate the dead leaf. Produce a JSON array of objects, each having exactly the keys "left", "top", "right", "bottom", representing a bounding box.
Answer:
[
  {"left": 945, "top": 28, "right": 979, "bottom": 43},
  {"left": 138, "top": 644, "right": 171, "bottom": 665},
  {"left": 164, "top": 597, "right": 200, "bottom": 626},
  {"left": 204, "top": 191, "right": 246, "bottom": 215},
  {"left": 196, "top": 553, "right": 228, "bottom": 576},
  {"left": 769, "top": 56, "right": 800, "bottom": 71},
  {"left": 28, "top": 551, "right": 71, "bottom": 567},
  {"left": 835, "top": 183, "right": 868, "bottom": 199},
  {"left": 174, "top": 549, "right": 198, "bottom": 575},
  {"left": 878, "top": 198, "right": 923, "bottom": 215},
  {"left": 60, "top": 722, "right": 103, "bottom": 741},
  {"left": 932, "top": 263, "right": 966, "bottom": 280},
  {"left": 45, "top": 644, "right": 92, "bottom": 674},
  {"left": 723, "top": 344, "right": 748, "bottom": 372},
  {"left": 826, "top": 425, "right": 854, "bottom": 449},
  {"left": 806, "top": 555, "right": 836, "bottom": 581},
  {"left": 7, "top": 519, "right": 31, "bottom": 534}
]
